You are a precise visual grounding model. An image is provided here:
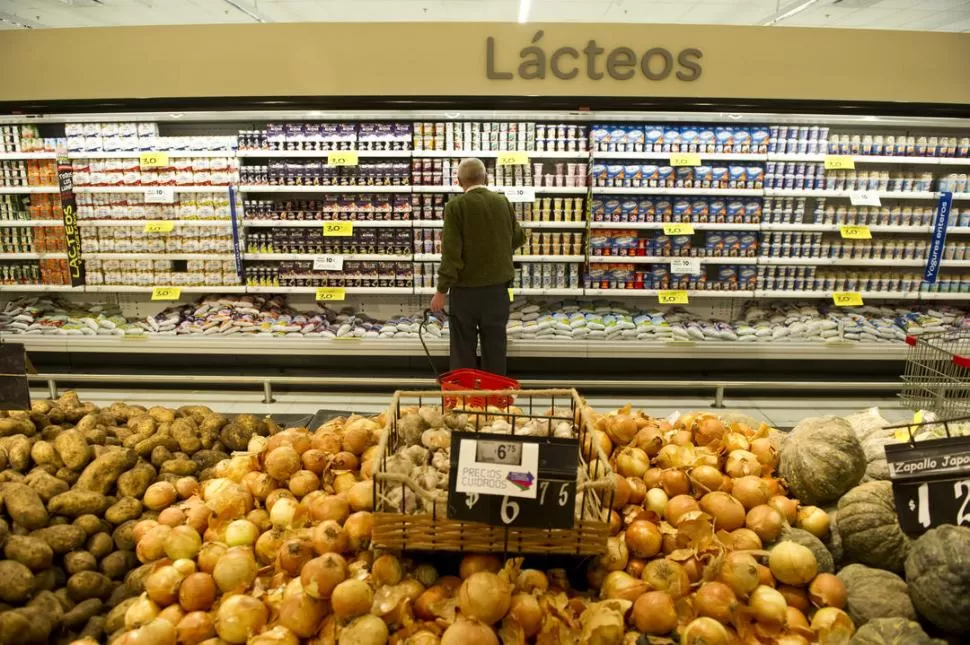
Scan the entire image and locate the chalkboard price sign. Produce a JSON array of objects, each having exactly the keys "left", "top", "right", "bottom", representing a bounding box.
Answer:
[{"left": 885, "top": 434, "right": 970, "bottom": 534}]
